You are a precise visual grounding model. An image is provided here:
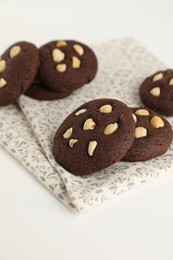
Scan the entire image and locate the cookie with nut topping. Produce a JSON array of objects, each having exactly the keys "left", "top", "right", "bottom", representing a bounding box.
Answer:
[
  {"left": 0, "top": 41, "right": 39, "bottom": 106},
  {"left": 140, "top": 69, "right": 173, "bottom": 116},
  {"left": 53, "top": 98, "right": 135, "bottom": 176},
  {"left": 38, "top": 40, "right": 98, "bottom": 92},
  {"left": 123, "top": 107, "right": 173, "bottom": 162}
]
